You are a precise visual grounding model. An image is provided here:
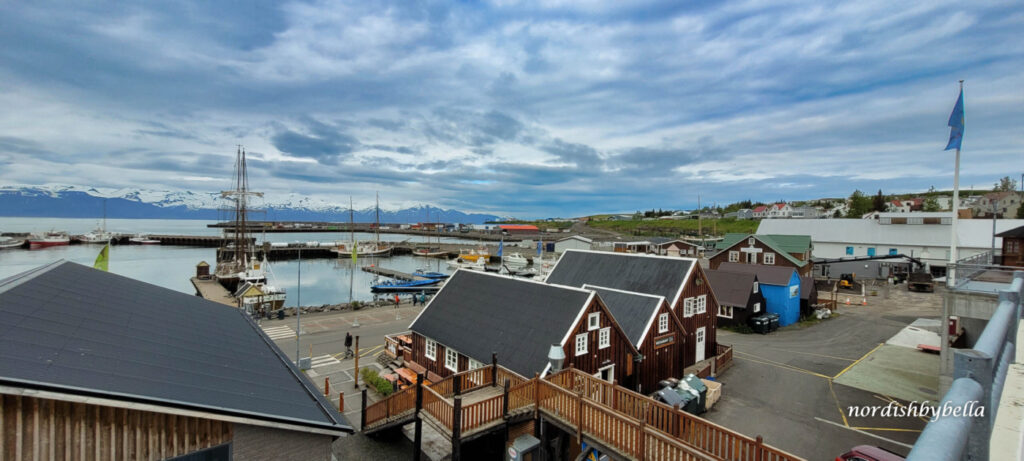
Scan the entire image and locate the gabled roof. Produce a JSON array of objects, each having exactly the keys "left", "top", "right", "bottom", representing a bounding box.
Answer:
[
  {"left": 996, "top": 225, "right": 1024, "bottom": 238},
  {"left": 753, "top": 206, "right": 767, "bottom": 212},
  {"left": 546, "top": 250, "right": 696, "bottom": 305},
  {"left": 557, "top": 235, "right": 593, "bottom": 243},
  {"left": 654, "top": 239, "right": 697, "bottom": 248},
  {"left": 774, "top": 203, "right": 787, "bottom": 209},
  {"left": 717, "top": 262, "right": 799, "bottom": 286},
  {"left": 0, "top": 261, "right": 350, "bottom": 435},
  {"left": 409, "top": 270, "right": 595, "bottom": 378},
  {"left": 583, "top": 285, "right": 665, "bottom": 347},
  {"left": 714, "top": 233, "right": 810, "bottom": 267},
  {"left": 800, "top": 276, "right": 817, "bottom": 301},
  {"left": 705, "top": 270, "right": 757, "bottom": 308}
]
